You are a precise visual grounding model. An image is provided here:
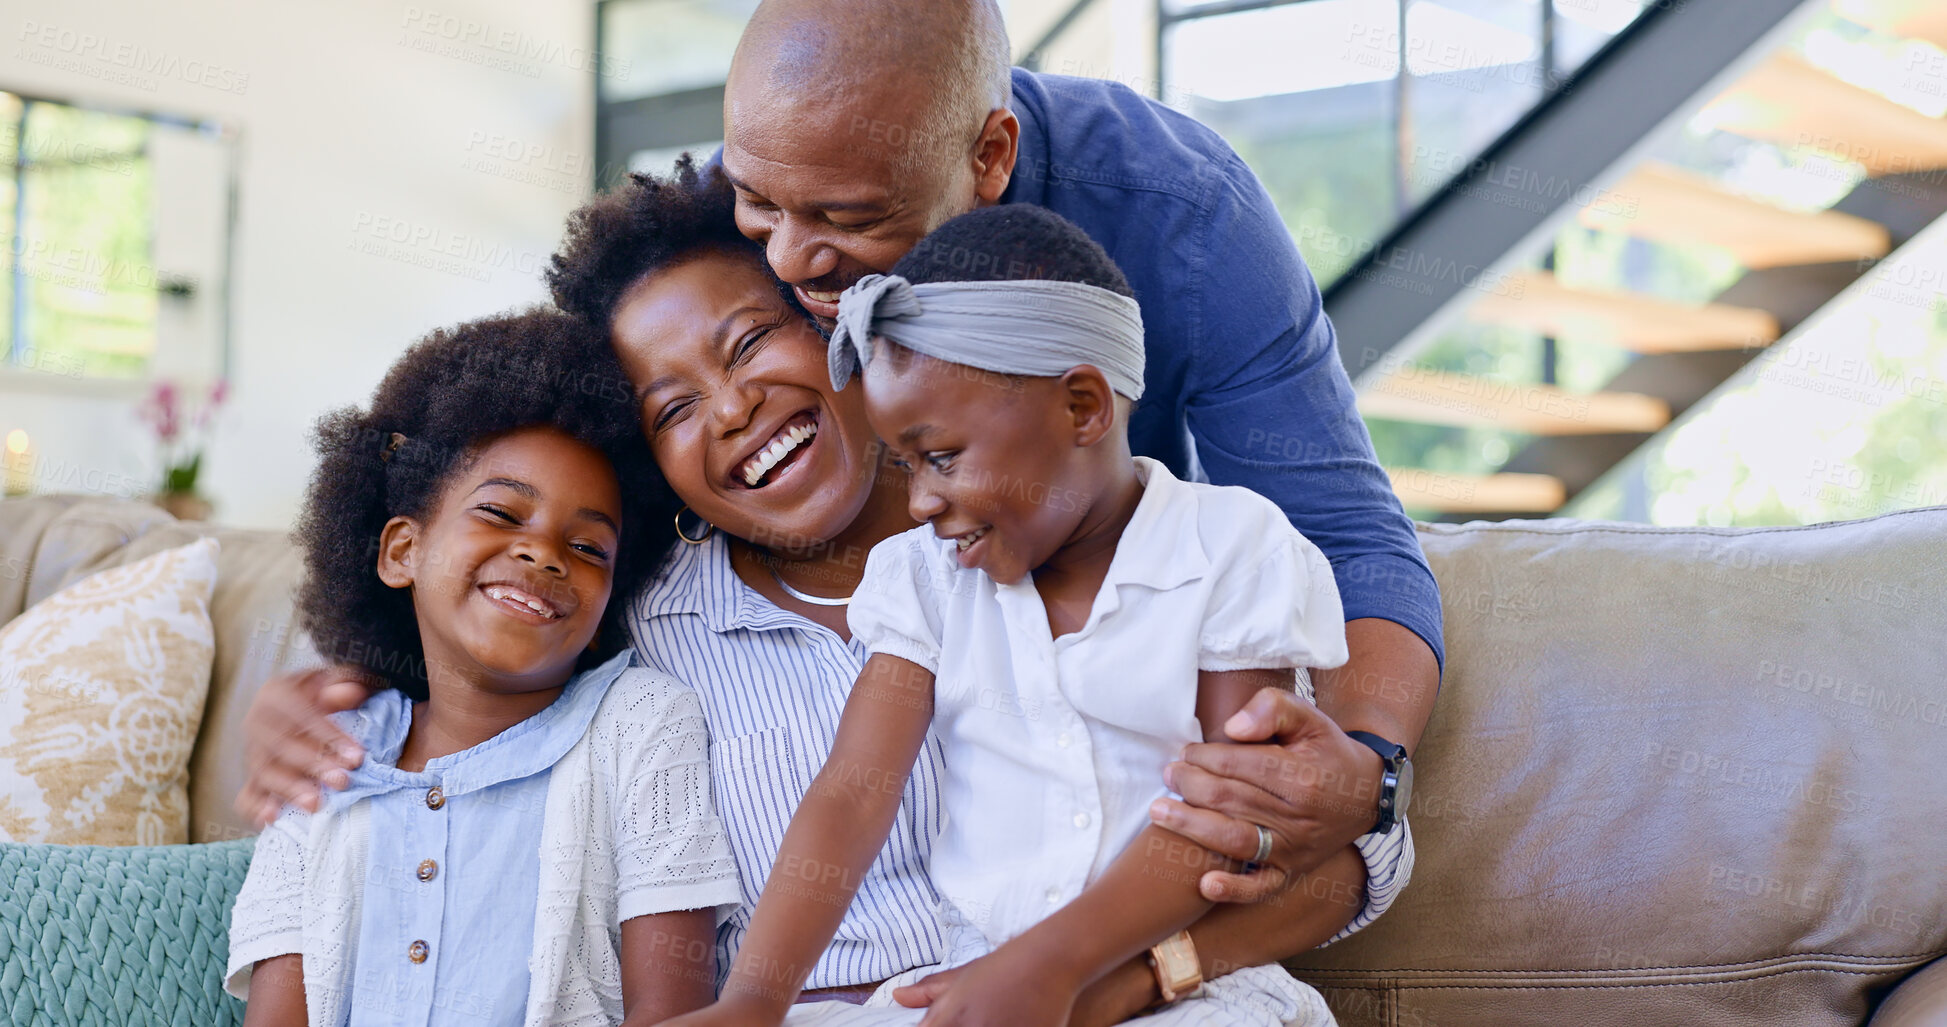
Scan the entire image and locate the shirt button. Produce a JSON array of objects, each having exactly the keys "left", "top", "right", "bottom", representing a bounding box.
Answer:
[
  {"left": 1044, "top": 887, "right": 1061, "bottom": 904},
  {"left": 417, "top": 859, "right": 438, "bottom": 883},
  {"left": 408, "top": 940, "right": 429, "bottom": 964},
  {"left": 425, "top": 786, "right": 444, "bottom": 810},
  {"left": 1073, "top": 812, "right": 1090, "bottom": 829},
  {"left": 1056, "top": 733, "right": 1071, "bottom": 748}
]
